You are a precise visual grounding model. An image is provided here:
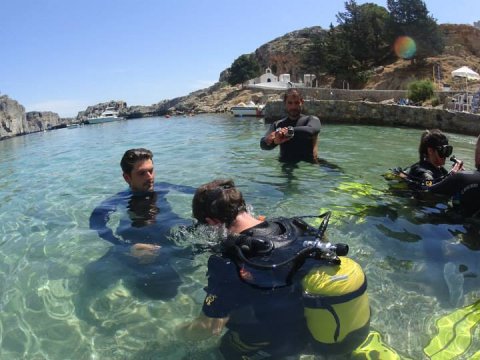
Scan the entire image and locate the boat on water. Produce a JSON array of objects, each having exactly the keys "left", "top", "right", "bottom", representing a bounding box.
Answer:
[
  {"left": 230, "top": 102, "right": 265, "bottom": 117},
  {"left": 86, "top": 107, "right": 124, "bottom": 124}
]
